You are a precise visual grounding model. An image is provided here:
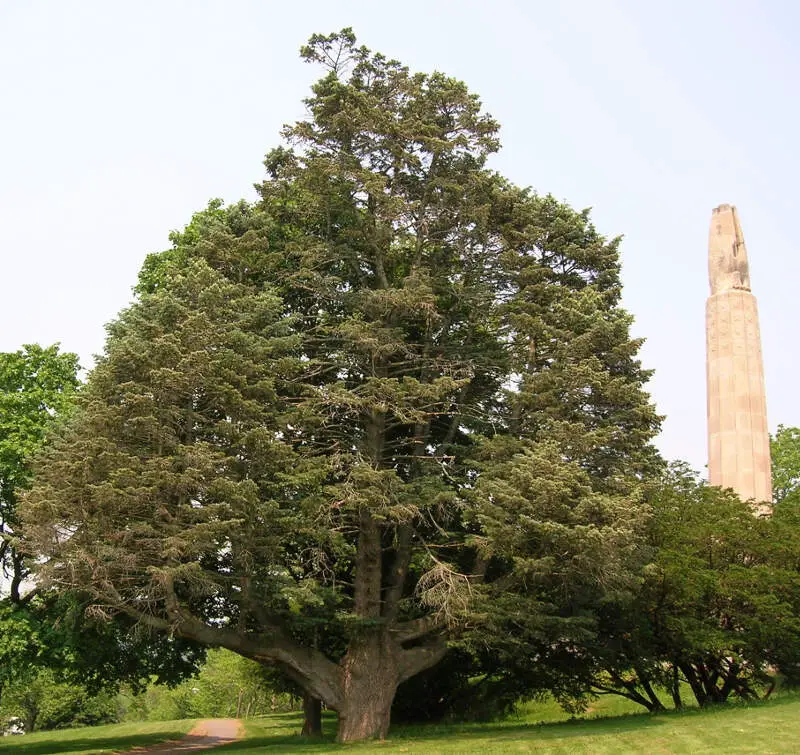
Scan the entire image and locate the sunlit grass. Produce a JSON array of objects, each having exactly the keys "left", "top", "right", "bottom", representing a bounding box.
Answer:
[
  {"left": 0, "top": 718, "right": 196, "bottom": 754},
  {"left": 4, "top": 691, "right": 798, "bottom": 753},
  {"left": 218, "top": 691, "right": 799, "bottom": 754}
]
